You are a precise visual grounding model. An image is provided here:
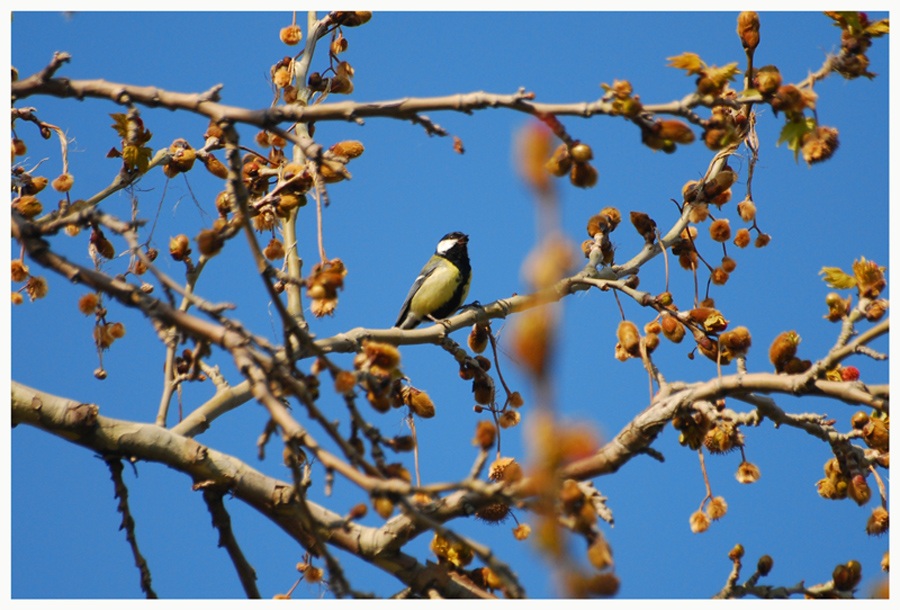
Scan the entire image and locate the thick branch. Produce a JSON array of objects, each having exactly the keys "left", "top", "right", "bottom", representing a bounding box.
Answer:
[{"left": 10, "top": 381, "right": 487, "bottom": 599}]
